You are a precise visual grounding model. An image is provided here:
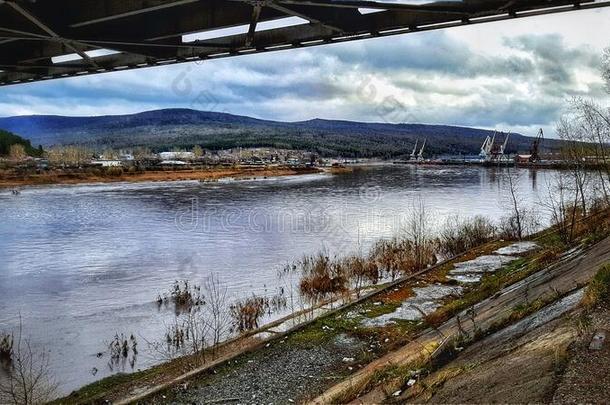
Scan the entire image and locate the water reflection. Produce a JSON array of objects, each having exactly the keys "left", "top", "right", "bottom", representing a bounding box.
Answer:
[{"left": 0, "top": 165, "right": 554, "bottom": 393}]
